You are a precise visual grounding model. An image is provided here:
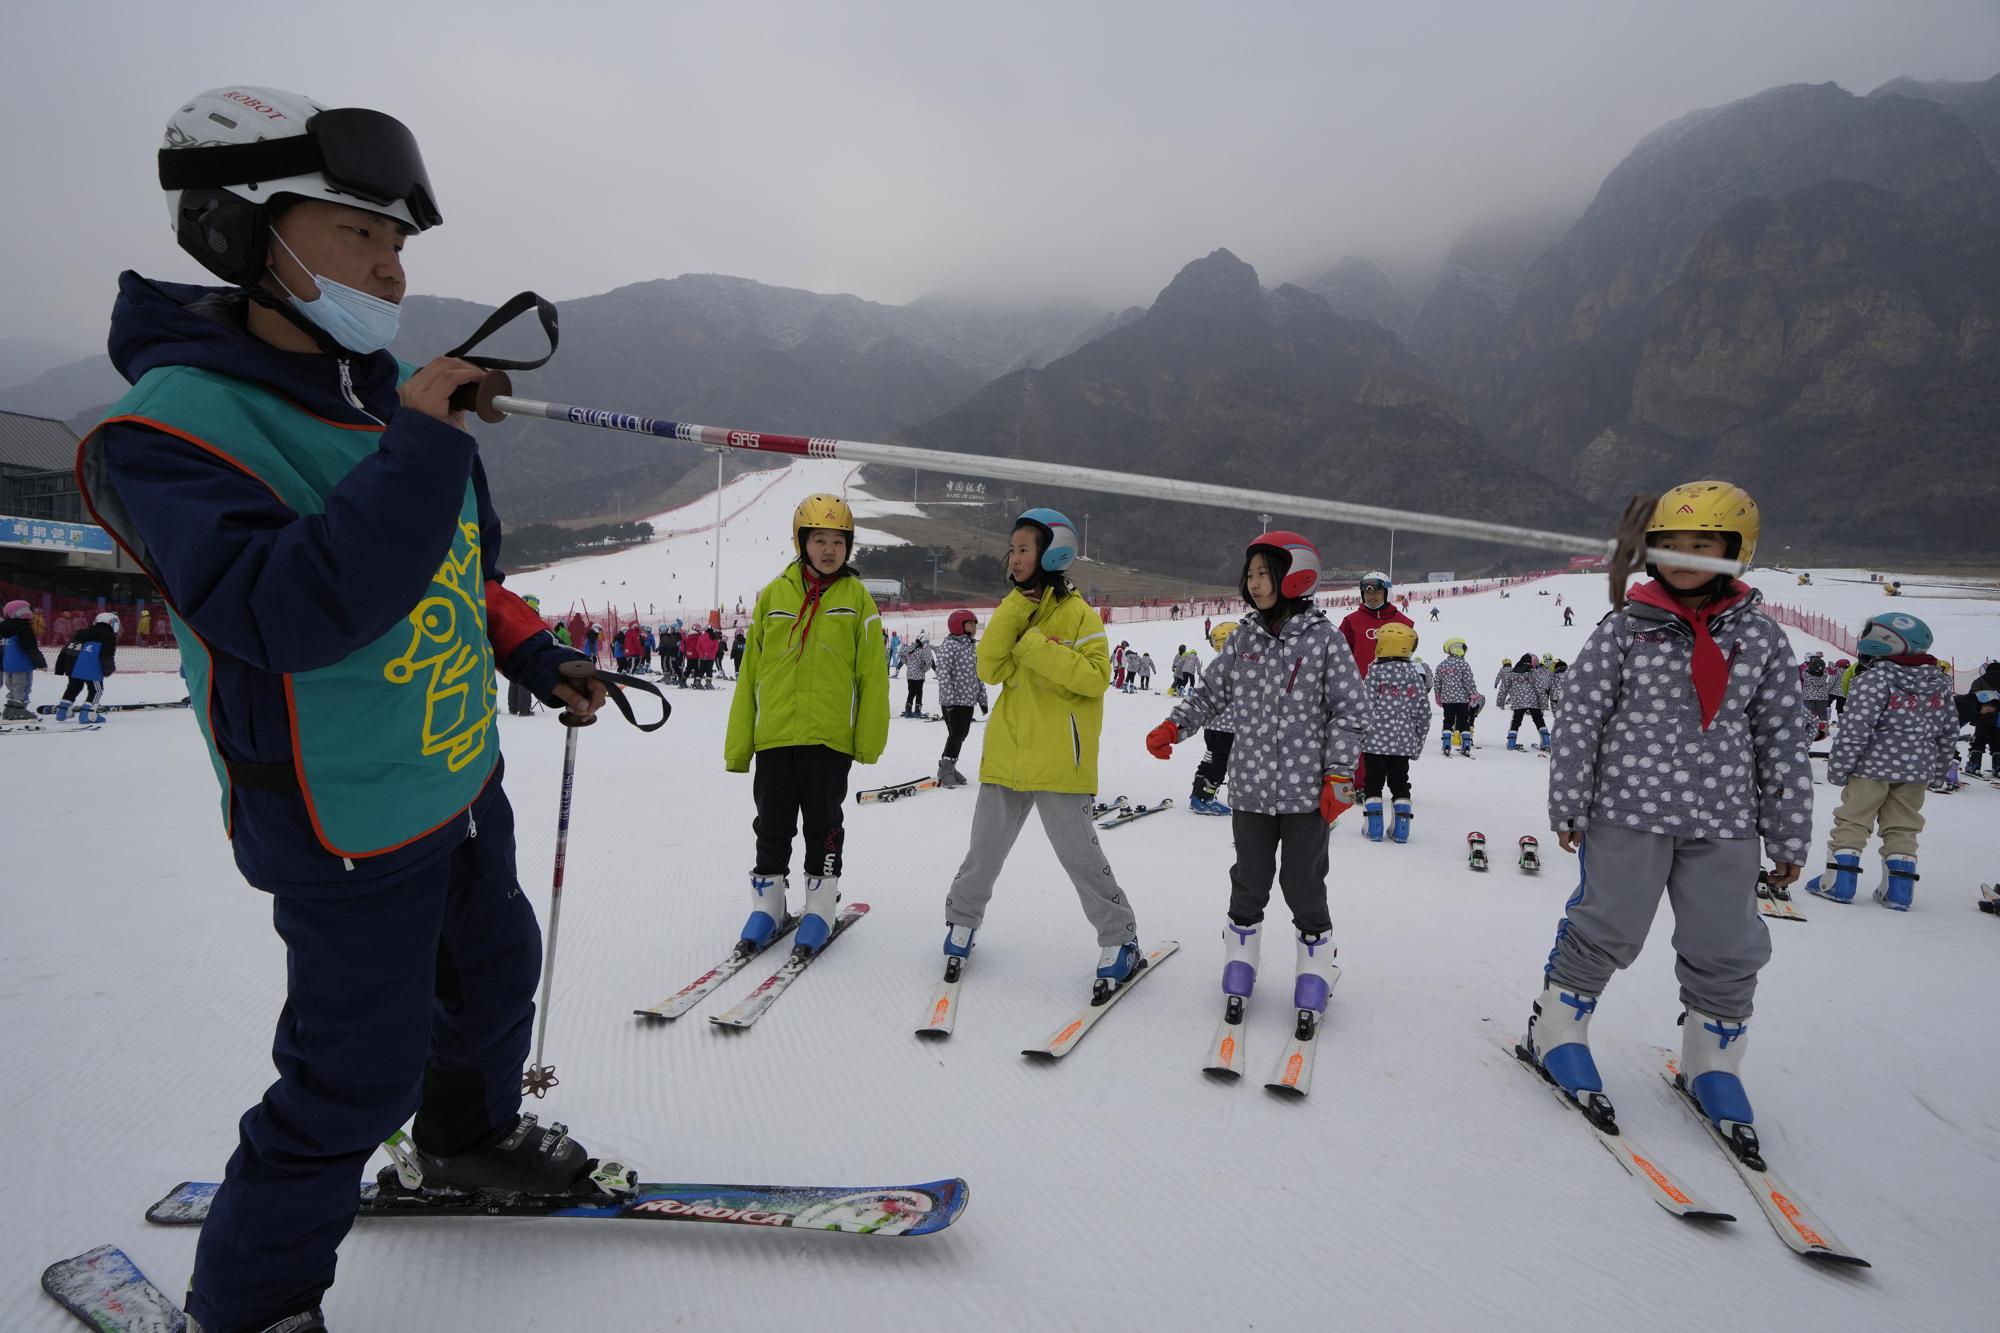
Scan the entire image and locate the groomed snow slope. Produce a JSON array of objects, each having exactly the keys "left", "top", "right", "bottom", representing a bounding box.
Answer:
[{"left": 7, "top": 537, "right": 1998, "bottom": 1330}]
